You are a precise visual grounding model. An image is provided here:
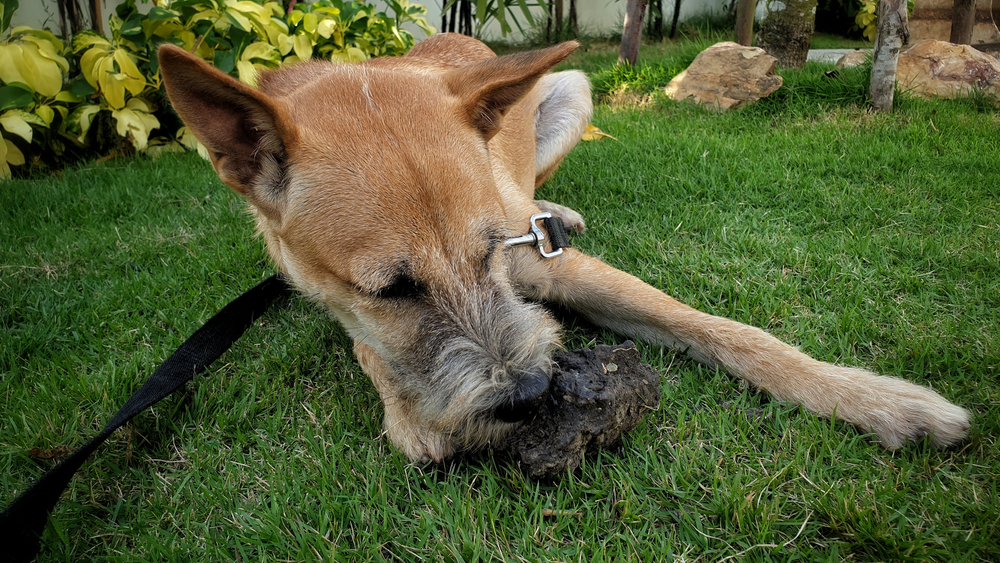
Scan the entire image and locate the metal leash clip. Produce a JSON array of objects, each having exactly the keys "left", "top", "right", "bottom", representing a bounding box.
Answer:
[{"left": 504, "top": 212, "right": 566, "bottom": 259}]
